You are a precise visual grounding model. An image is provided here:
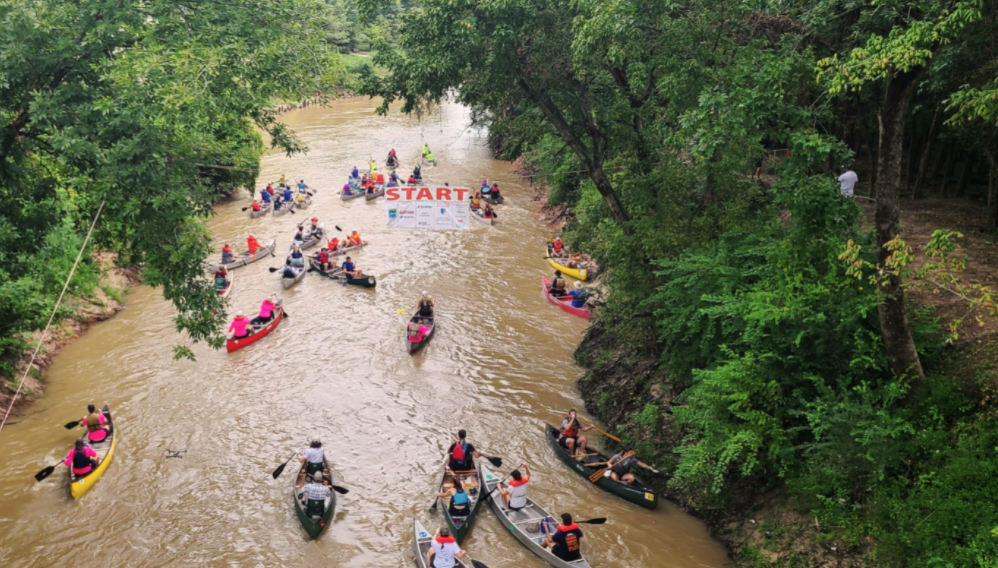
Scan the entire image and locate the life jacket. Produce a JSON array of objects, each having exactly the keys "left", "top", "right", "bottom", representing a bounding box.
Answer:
[
  {"left": 408, "top": 177, "right": 415, "bottom": 183},
  {"left": 451, "top": 442, "right": 467, "bottom": 462},
  {"left": 72, "top": 449, "right": 93, "bottom": 474},
  {"left": 349, "top": 233, "right": 361, "bottom": 245},
  {"left": 420, "top": 299, "right": 432, "bottom": 313},
  {"left": 562, "top": 418, "right": 580, "bottom": 438},
  {"left": 558, "top": 523, "right": 580, "bottom": 532},
  {"left": 435, "top": 536, "right": 456, "bottom": 544},
  {"left": 328, "top": 238, "right": 339, "bottom": 250},
  {"left": 553, "top": 277, "right": 566, "bottom": 290},
  {"left": 452, "top": 490, "right": 469, "bottom": 506},
  {"left": 318, "top": 251, "right": 329, "bottom": 263},
  {"left": 553, "top": 239, "right": 563, "bottom": 253},
  {"left": 222, "top": 245, "right": 232, "bottom": 253},
  {"left": 251, "top": 202, "right": 261, "bottom": 211},
  {"left": 86, "top": 413, "right": 103, "bottom": 433},
  {"left": 247, "top": 238, "right": 260, "bottom": 253},
  {"left": 483, "top": 208, "right": 493, "bottom": 219}
]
